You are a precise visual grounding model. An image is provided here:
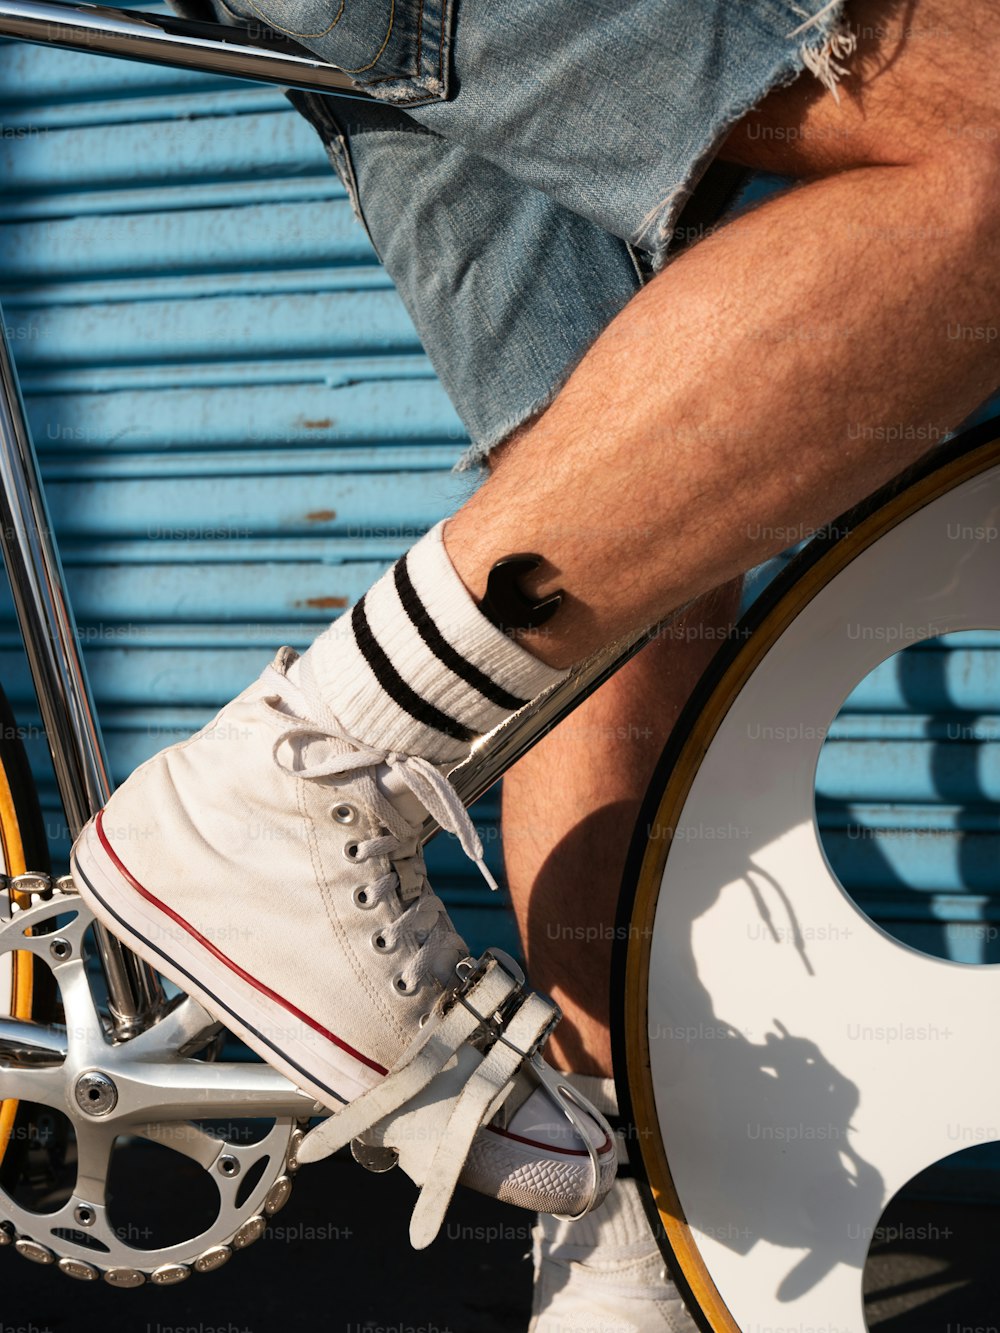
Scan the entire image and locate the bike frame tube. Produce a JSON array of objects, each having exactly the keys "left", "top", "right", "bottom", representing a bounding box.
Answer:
[
  {"left": 0, "top": 308, "right": 165, "bottom": 1037},
  {"left": 429, "top": 612, "right": 689, "bottom": 842},
  {"left": 0, "top": 0, "right": 376, "bottom": 97},
  {"left": 445, "top": 628, "right": 666, "bottom": 815}
]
